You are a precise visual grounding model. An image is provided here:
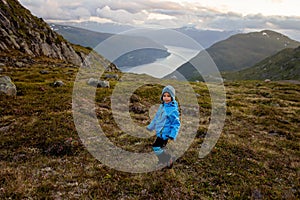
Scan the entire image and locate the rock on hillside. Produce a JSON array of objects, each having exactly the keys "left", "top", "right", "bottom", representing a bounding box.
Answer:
[
  {"left": 0, "top": 75, "right": 16, "bottom": 96},
  {"left": 0, "top": 0, "right": 83, "bottom": 66}
]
